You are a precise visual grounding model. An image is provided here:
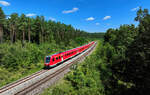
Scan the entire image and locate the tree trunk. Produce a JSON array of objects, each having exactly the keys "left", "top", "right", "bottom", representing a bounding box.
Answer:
[
  {"left": 11, "top": 26, "right": 15, "bottom": 43},
  {"left": 41, "top": 27, "right": 44, "bottom": 43},
  {"left": 13, "top": 27, "right": 15, "bottom": 43},
  {"left": 28, "top": 27, "right": 30, "bottom": 43},
  {"left": 14, "top": 29, "right": 16, "bottom": 42},
  {"left": 23, "top": 29, "right": 25, "bottom": 44},
  {"left": 0, "top": 25, "right": 3, "bottom": 43},
  {"left": 10, "top": 27, "right": 12, "bottom": 43}
]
